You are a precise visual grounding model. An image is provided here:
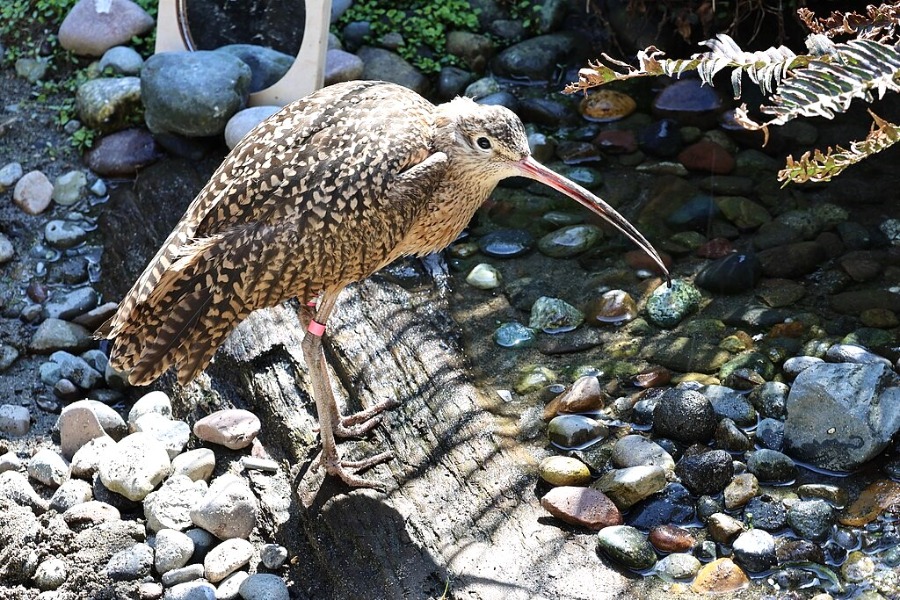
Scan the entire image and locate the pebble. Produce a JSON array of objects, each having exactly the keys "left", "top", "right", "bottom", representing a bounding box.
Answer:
[
  {"left": 627, "top": 483, "right": 695, "bottom": 530},
  {"left": 611, "top": 435, "right": 675, "bottom": 475},
  {"left": 160, "top": 564, "right": 205, "bottom": 587},
  {"left": 707, "top": 512, "right": 745, "bottom": 544},
  {"left": 238, "top": 574, "right": 290, "bottom": 600},
  {"left": 547, "top": 414, "right": 608, "bottom": 449},
  {"left": 492, "top": 322, "right": 535, "bottom": 348},
  {"left": 204, "top": 538, "right": 254, "bottom": 583},
  {"left": 732, "top": 529, "right": 776, "bottom": 573},
  {"left": 652, "top": 389, "right": 716, "bottom": 443},
  {"left": 0, "top": 451, "right": 22, "bottom": 474},
  {"left": 655, "top": 552, "right": 701, "bottom": 581},
  {"left": 260, "top": 544, "right": 288, "bottom": 569},
  {"left": 678, "top": 140, "right": 735, "bottom": 174},
  {"left": 758, "top": 241, "right": 827, "bottom": 279},
  {"left": 714, "top": 418, "right": 751, "bottom": 451},
  {"left": 645, "top": 279, "right": 701, "bottom": 328},
  {"left": 825, "top": 342, "right": 892, "bottom": 367},
  {"left": 477, "top": 228, "right": 534, "bottom": 257},
  {"left": 465, "top": 263, "right": 502, "bottom": 289},
  {"left": 224, "top": 106, "right": 281, "bottom": 149},
  {"left": 98, "top": 432, "right": 171, "bottom": 501},
  {"left": 538, "top": 456, "right": 591, "bottom": 486},
  {"left": 648, "top": 524, "right": 695, "bottom": 553},
  {"left": 594, "top": 465, "right": 666, "bottom": 510},
  {"left": 638, "top": 119, "right": 683, "bottom": 157},
  {"left": 49, "top": 478, "right": 93, "bottom": 512},
  {"left": 143, "top": 474, "right": 207, "bottom": 532},
  {"left": 584, "top": 290, "right": 638, "bottom": 326},
  {"left": 13, "top": 170, "right": 54, "bottom": 215},
  {"left": 99, "top": 45, "right": 144, "bottom": 75},
  {"left": 746, "top": 449, "right": 796, "bottom": 483},
  {"left": 164, "top": 581, "right": 216, "bottom": 600},
  {"left": 85, "top": 128, "right": 162, "bottom": 176},
  {"left": 325, "top": 48, "right": 365, "bottom": 86},
  {"left": 797, "top": 483, "right": 849, "bottom": 509},
  {"left": 748, "top": 381, "right": 789, "bottom": 419},
  {"left": 154, "top": 529, "right": 195, "bottom": 574},
  {"left": 537, "top": 224, "right": 602, "bottom": 258},
  {"left": 28, "top": 448, "right": 69, "bottom": 488},
  {"left": 171, "top": 448, "right": 216, "bottom": 482},
  {"left": 543, "top": 375, "right": 604, "bottom": 420},
  {"left": 674, "top": 450, "right": 733, "bottom": 496},
  {"left": 0, "top": 470, "right": 49, "bottom": 513},
  {"left": 841, "top": 550, "right": 875, "bottom": 583},
  {"left": 596, "top": 525, "right": 657, "bottom": 570},
  {"left": 51, "top": 170, "right": 87, "bottom": 206},
  {"left": 58, "top": 0, "right": 154, "bottom": 56},
  {"left": 185, "top": 528, "right": 217, "bottom": 563},
  {"left": 70, "top": 436, "right": 115, "bottom": 478},
  {"left": 192, "top": 409, "right": 261, "bottom": 450},
  {"left": 214, "top": 570, "right": 248, "bottom": 600},
  {"left": 33, "top": 557, "right": 67, "bottom": 591},
  {"left": 28, "top": 319, "right": 93, "bottom": 353},
  {"left": 0, "top": 233, "right": 13, "bottom": 264},
  {"left": 839, "top": 479, "right": 900, "bottom": 526},
  {"left": 695, "top": 252, "right": 762, "bottom": 295},
  {"left": 62, "top": 500, "right": 120, "bottom": 531},
  {"left": 0, "top": 404, "right": 31, "bottom": 436},
  {"left": 528, "top": 296, "right": 584, "bottom": 333},
  {"left": 106, "top": 543, "right": 153, "bottom": 581},
  {"left": 132, "top": 414, "right": 191, "bottom": 459},
  {"left": 723, "top": 473, "right": 758, "bottom": 510},
  {"left": 190, "top": 473, "right": 258, "bottom": 539},
  {"left": 691, "top": 558, "right": 749, "bottom": 594},
  {"left": 743, "top": 495, "right": 787, "bottom": 531},
  {"left": 0, "top": 161, "right": 24, "bottom": 190}
]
